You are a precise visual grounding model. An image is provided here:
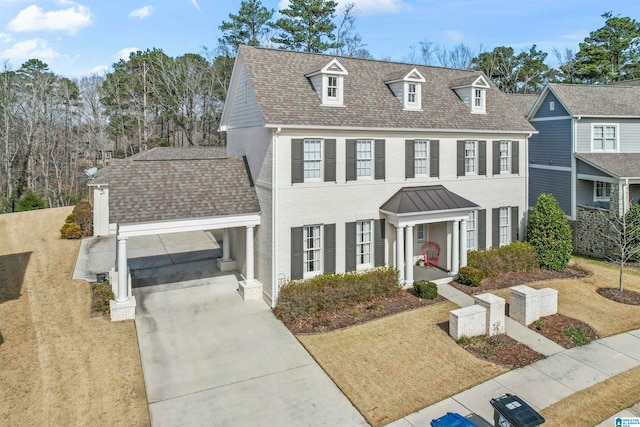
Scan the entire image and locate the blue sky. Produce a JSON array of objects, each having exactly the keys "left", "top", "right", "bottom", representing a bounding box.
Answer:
[{"left": 1, "top": 0, "right": 639, "bottom": 77}]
